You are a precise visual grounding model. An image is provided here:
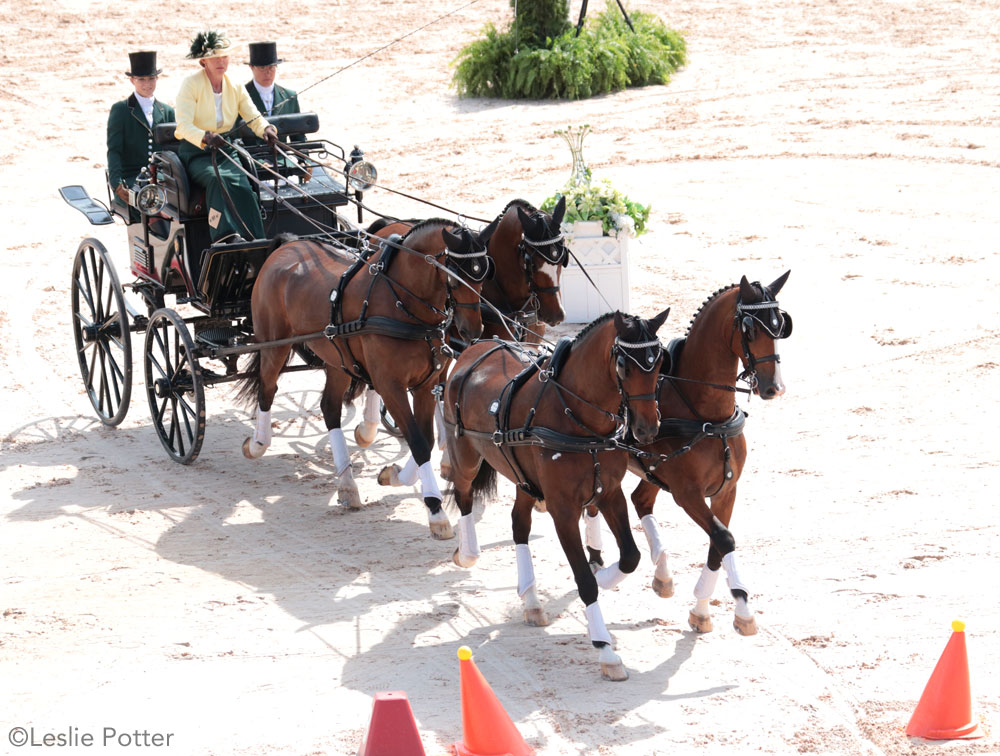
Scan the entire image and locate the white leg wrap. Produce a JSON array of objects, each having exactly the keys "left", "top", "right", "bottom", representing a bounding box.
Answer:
[
  {"left": 722, "top": 552, "right": 750, "bottom": 595},
  {"left": 640, "top": 514, "right": 666, "bottom": 565},
  {"left": 457, "top": 513, "right": 480, "bottom": 560},
  {"left": 363, "top": 389, "right": 380, "bottom": 424},
  {"left": 584, "top": 510, "right": 603, "bottom": 552},
  {"left": 515, "top": 543, "right": 535, "bottom": 597},
  {"left": 328, "top": 428, "right": 351, "bottom": 476},
  {"left": 584, "top": 601, "right": 613, "bottom": 646},
  {"left": 594, "top": 562, "right": 628, "bottom": 591},
  {"left": 418, "top": 460, "right": 441, "bottom": 501},
  {"left": 396, "top": 456, "right": 419, "bottom": 486},
  {"left": 253, "top": 408, "right": 272, "bottom": 446},
  {"left": 434, "top": 400, "right": 447, "bottom": 450},
  {"left": 693, "top": 563, "right": 720, "bottom": 601}
]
